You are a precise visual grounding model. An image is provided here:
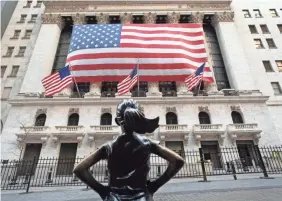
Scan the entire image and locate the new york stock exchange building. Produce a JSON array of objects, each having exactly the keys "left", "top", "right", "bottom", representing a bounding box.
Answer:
[{"left": 1, "top": 0, "right": 282, "bottom": 184}]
